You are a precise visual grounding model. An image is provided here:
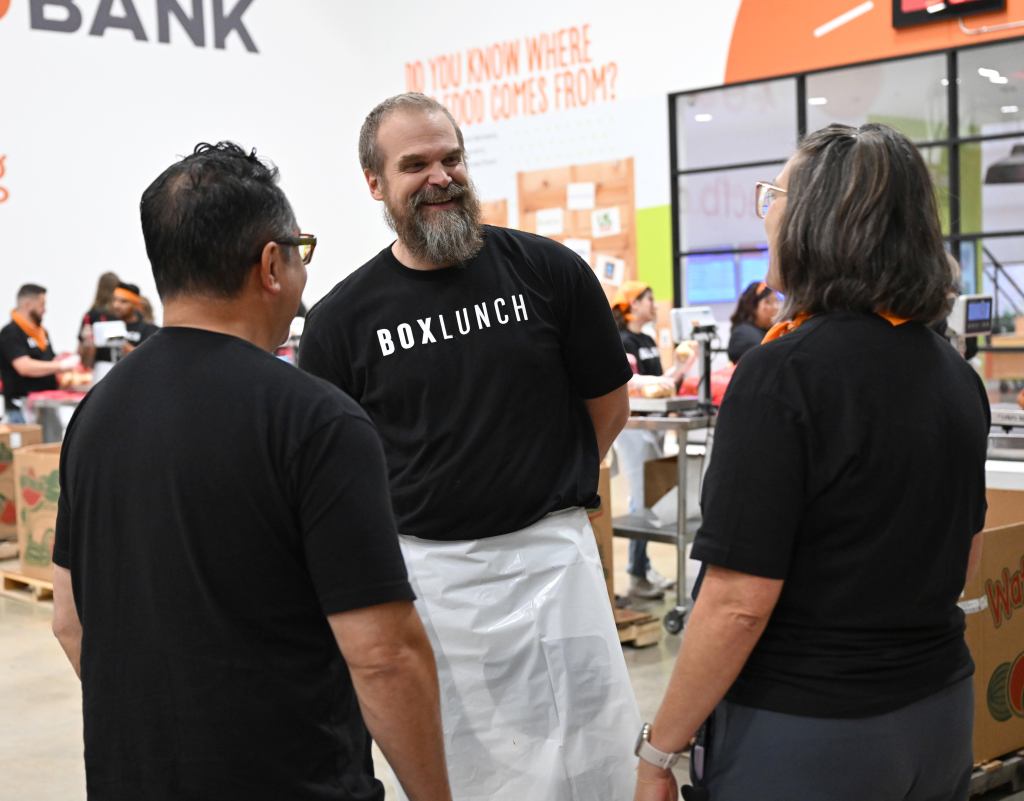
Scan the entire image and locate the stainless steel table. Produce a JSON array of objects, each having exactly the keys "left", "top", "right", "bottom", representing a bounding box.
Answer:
[{"left": 613, "top": 404, "right": 714, "bottom": 633}]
